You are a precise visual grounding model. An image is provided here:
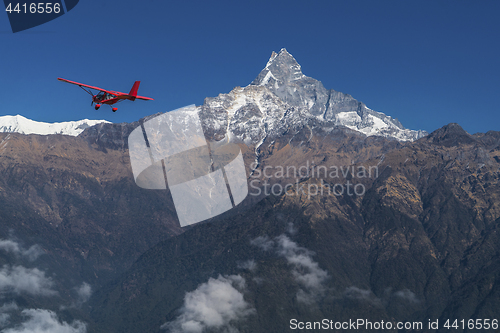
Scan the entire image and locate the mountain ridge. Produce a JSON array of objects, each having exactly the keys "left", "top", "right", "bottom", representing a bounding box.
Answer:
[
  {"left": 2, "top": 49, "right": 426, "bottom": 146},
  {"left": 0, "top": 114, "right": 109, "bottom": 136}
]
